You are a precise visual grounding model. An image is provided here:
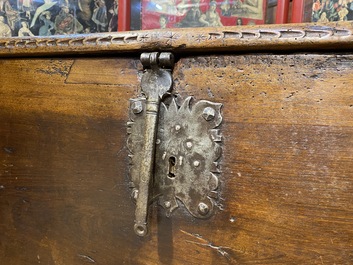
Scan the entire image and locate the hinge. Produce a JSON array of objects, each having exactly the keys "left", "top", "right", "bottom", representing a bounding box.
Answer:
[{"left": 127, "top": 52, "right": 223, "bottom": 236}]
